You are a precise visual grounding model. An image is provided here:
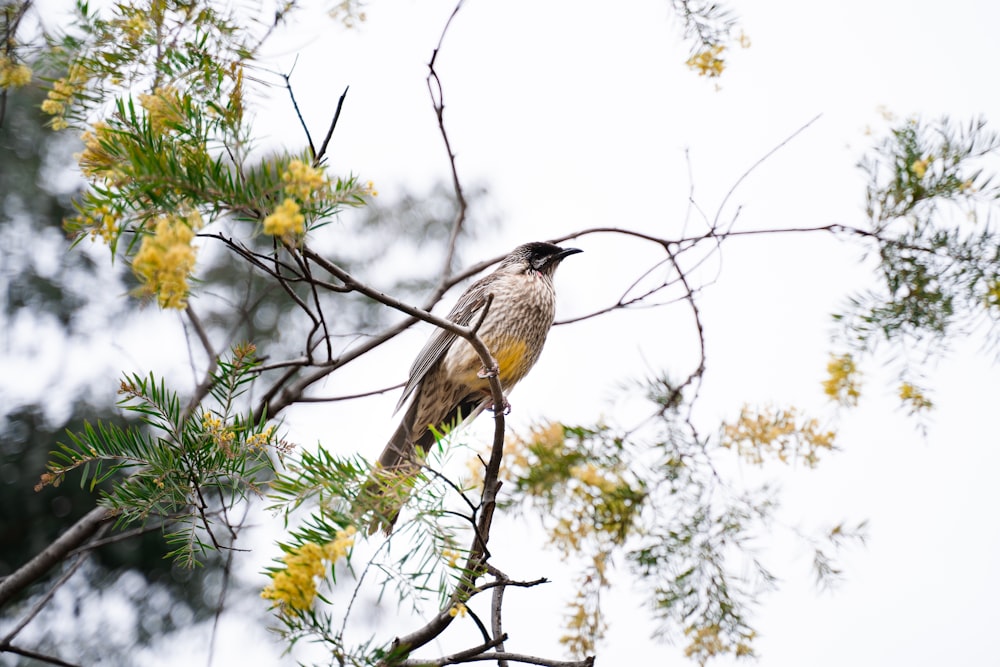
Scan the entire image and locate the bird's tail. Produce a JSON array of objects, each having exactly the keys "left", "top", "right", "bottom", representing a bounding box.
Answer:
[
  {"left": 353, "top": 400, "right": 423, "bottom": 534},
  {"left": 353, "top": 396, "right": 487, "bottom": 534}
]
